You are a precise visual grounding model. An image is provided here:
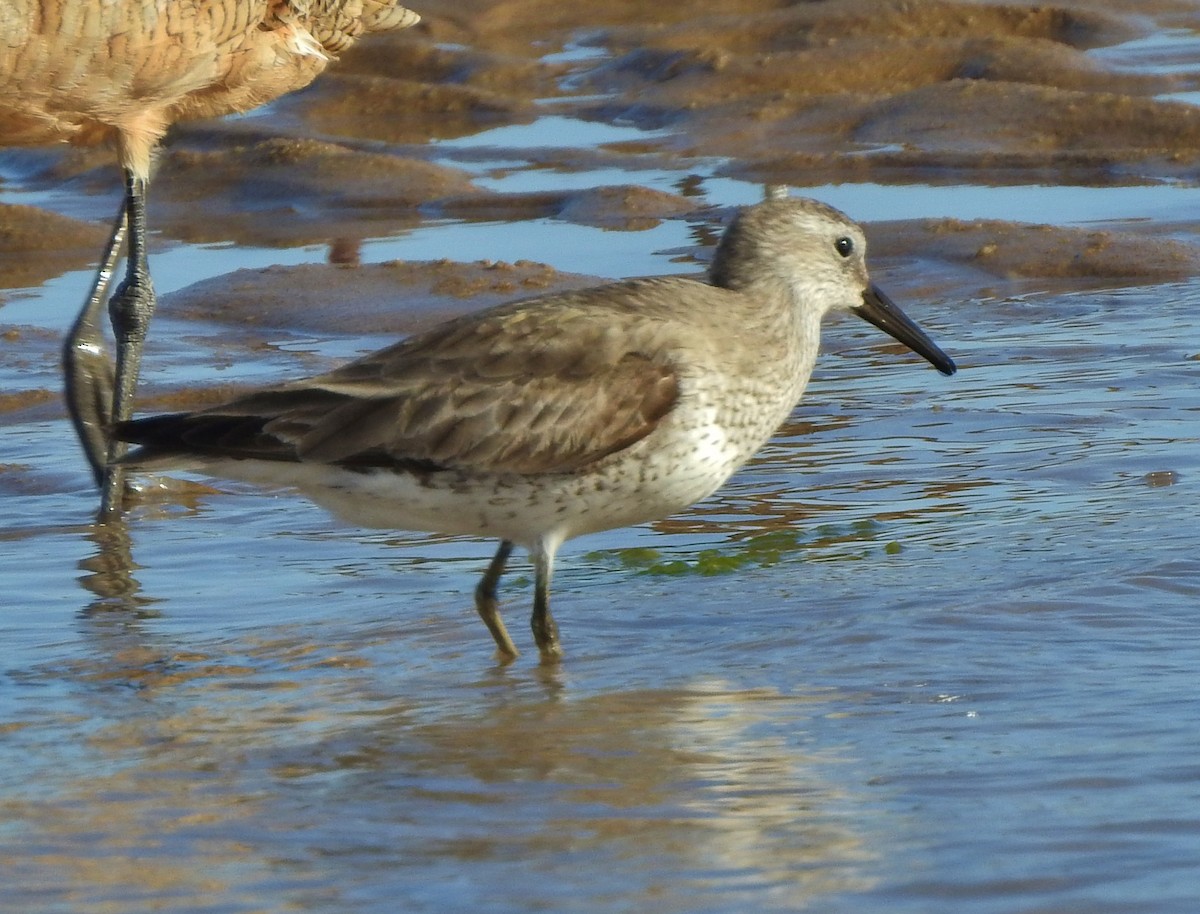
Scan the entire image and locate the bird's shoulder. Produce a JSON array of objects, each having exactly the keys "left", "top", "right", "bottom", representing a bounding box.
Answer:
[{"left": 315, "top": 275, "right": 722, "bottom": 390}]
